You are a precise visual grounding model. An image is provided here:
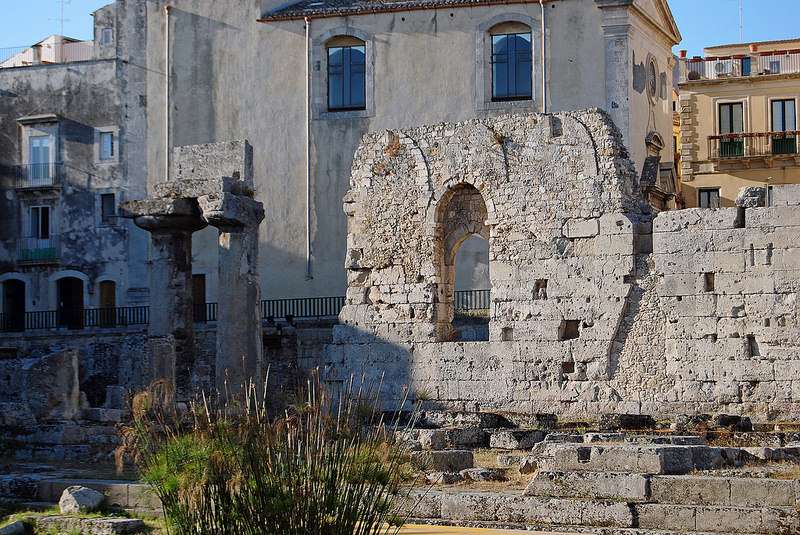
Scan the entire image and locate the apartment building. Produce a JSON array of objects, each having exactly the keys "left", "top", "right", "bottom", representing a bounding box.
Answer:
[{"left": 678, "top": 39, "right": 800, "bottom": 207}]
